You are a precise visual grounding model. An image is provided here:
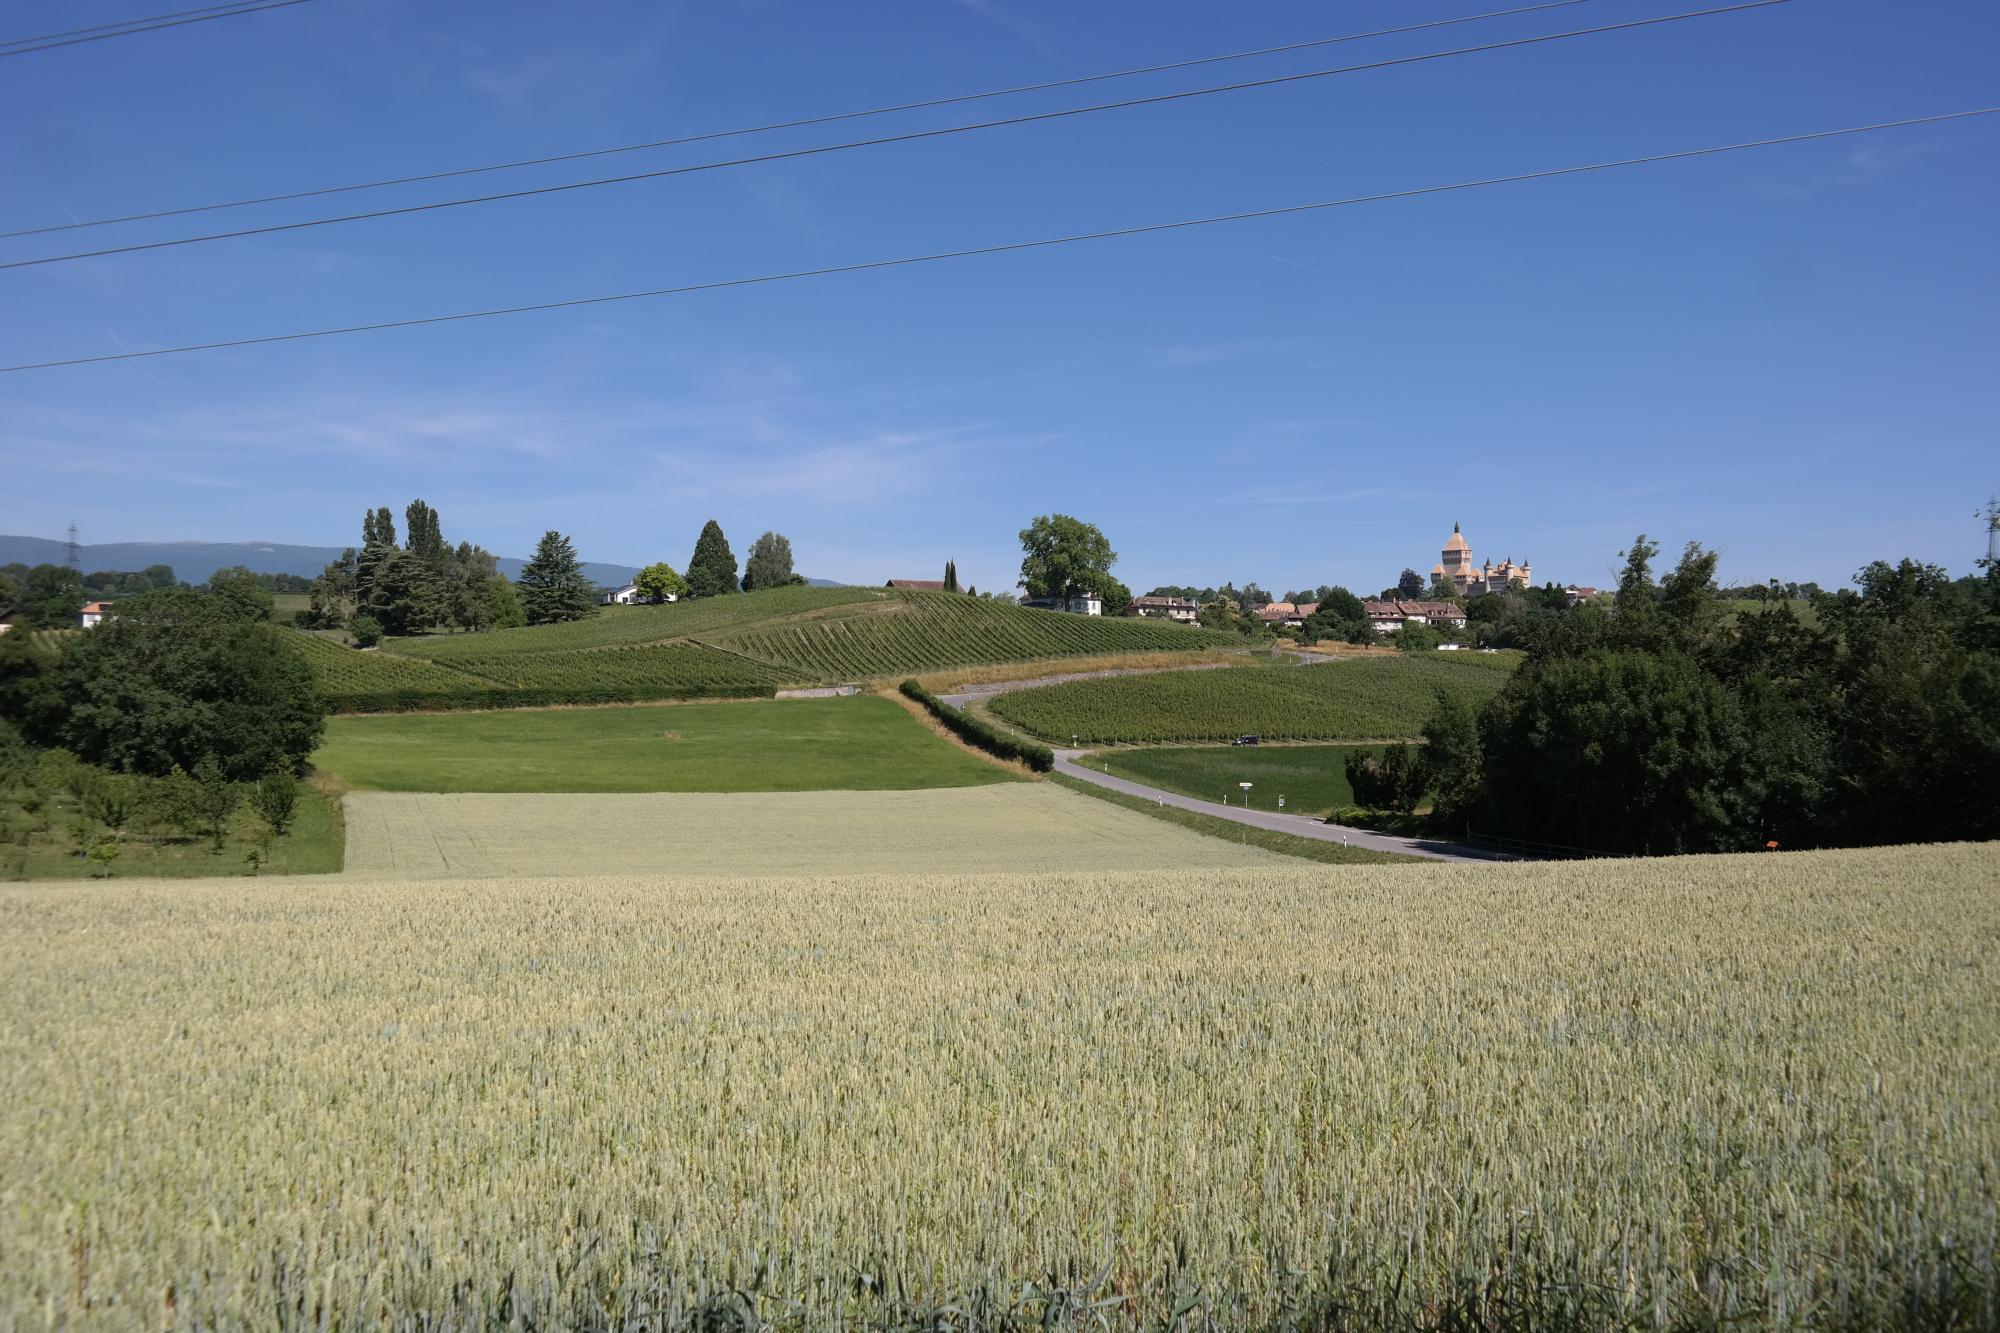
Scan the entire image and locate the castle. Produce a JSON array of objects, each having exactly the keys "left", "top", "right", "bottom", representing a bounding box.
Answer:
[{"left": 1431, "top": 523, "right": 1531, "bottom": 597}]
